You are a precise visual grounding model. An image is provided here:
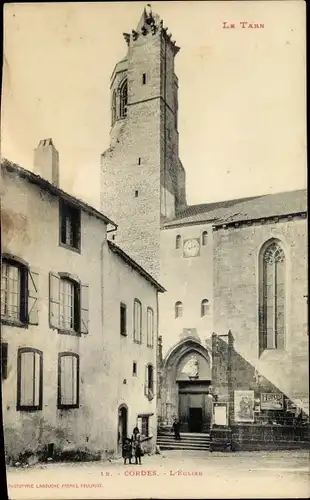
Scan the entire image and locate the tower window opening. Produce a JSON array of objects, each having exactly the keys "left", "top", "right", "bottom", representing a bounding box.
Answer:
[
  {"left": 135, "top": 190, "right": 139, "bottom": 198},
  {"left": 119, "top": 79, "right": 128, "bottom": 119},
  {"left": 142, "top": 73, "right": 147, "bottom": 85},
  {"left": 138, "top": 157, "right": 141, "bottom": 165},
  {"left": 175, "top": 301, "right": 183, "bottom": 319},
  {"left": 201, "top": 299, "right": 210, "bottom": 317},
  {"left": 175, "top": 235, "right": 181, "bottom": 249},
  {"left": 202, "top": 231, "right": 208, "bottom": 246}
]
